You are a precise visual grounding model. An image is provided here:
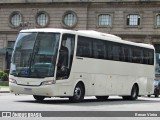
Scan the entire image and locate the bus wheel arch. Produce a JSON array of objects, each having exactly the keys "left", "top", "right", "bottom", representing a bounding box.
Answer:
[{"left": 69, "top": 81, "right": 85, "bottom": 102}]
